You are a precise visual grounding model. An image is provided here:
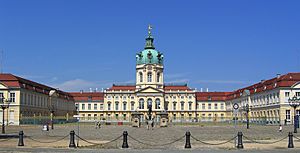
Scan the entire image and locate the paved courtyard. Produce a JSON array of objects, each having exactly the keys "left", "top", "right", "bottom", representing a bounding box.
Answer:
[{"left": 1, "top": 123, "right": 300, "bottom": 150}]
